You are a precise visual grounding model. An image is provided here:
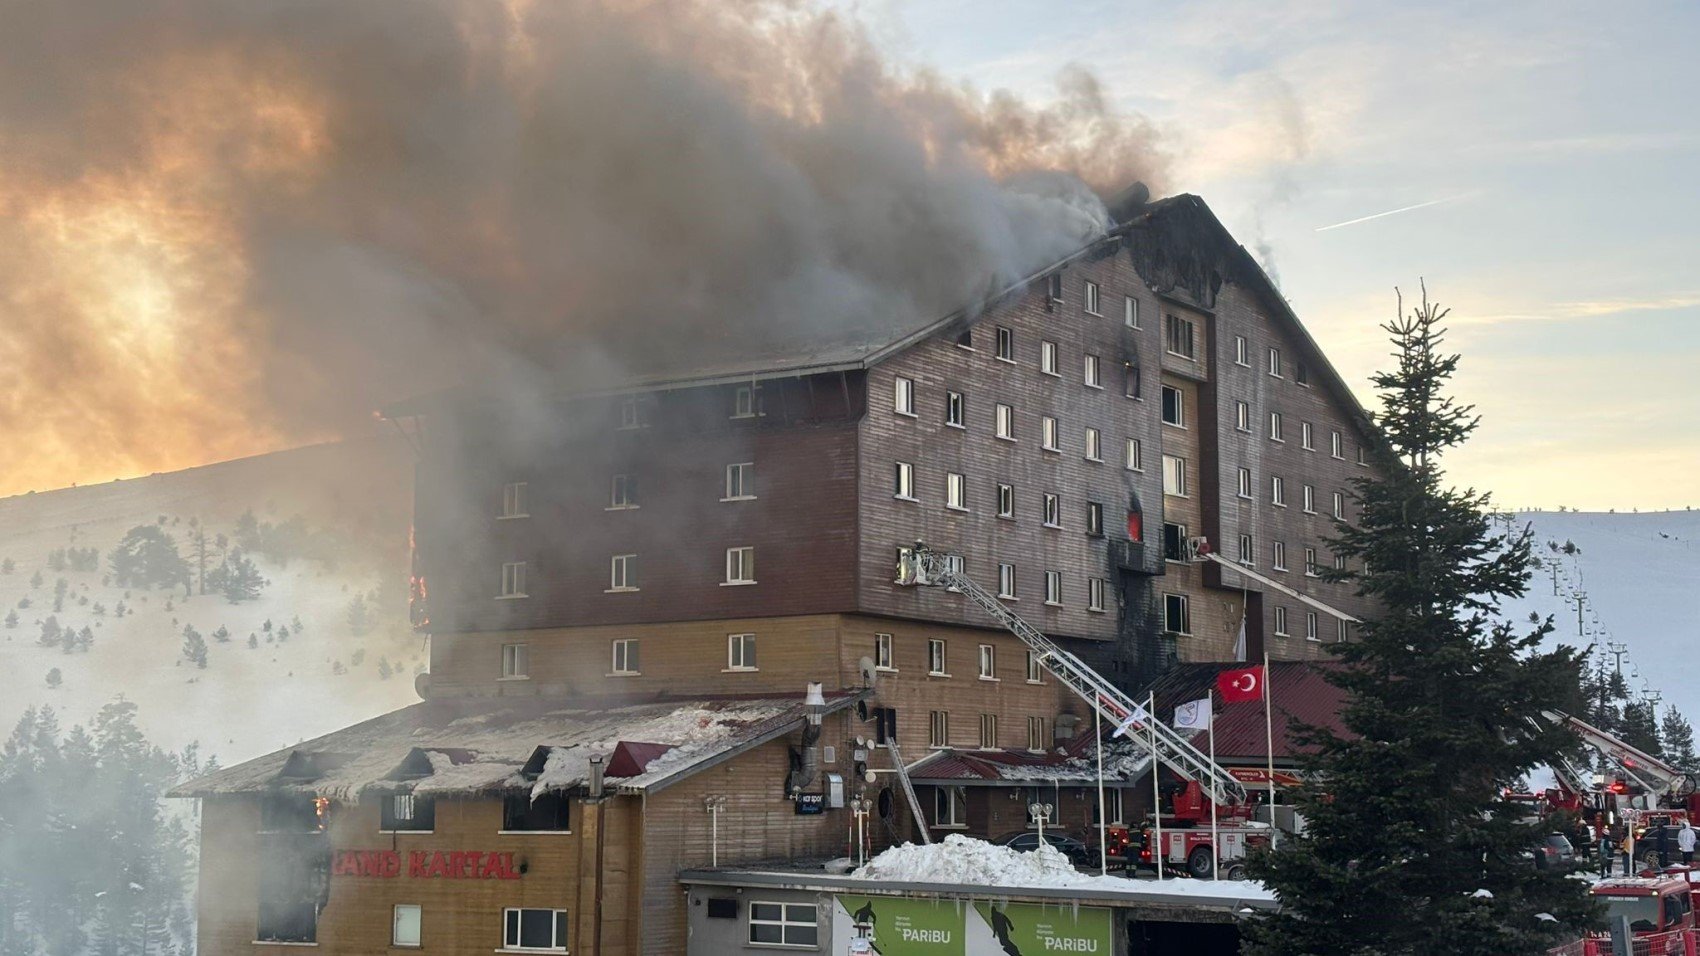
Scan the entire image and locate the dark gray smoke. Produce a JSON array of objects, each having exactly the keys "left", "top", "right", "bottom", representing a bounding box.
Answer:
[{"left": 0, "top": 0, "right": 1165, "bottom": 495}]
